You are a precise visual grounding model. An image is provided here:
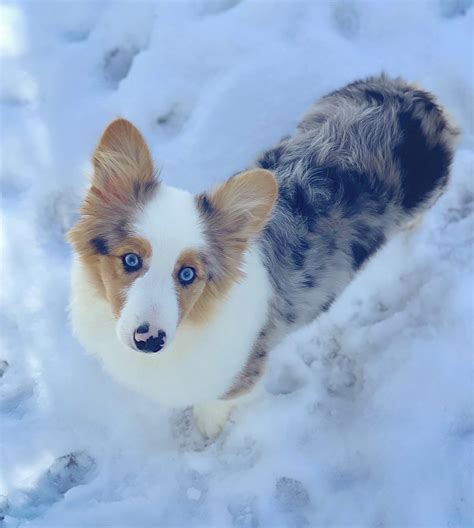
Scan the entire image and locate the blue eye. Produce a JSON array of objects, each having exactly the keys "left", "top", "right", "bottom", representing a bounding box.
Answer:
[
  {"left": 122, "top": 253, "right": 142, "bottom": 272},
  {"left": 178, "top": 266, "right": 196, "bottom": 285}
]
